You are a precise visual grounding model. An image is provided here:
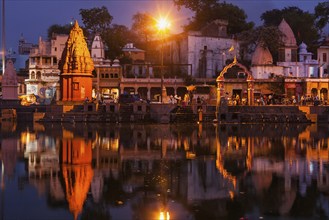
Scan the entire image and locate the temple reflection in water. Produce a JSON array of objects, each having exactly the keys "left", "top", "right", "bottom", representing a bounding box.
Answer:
[{"left": 0, "top": 122, "right": 329, "bottom": 219}]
